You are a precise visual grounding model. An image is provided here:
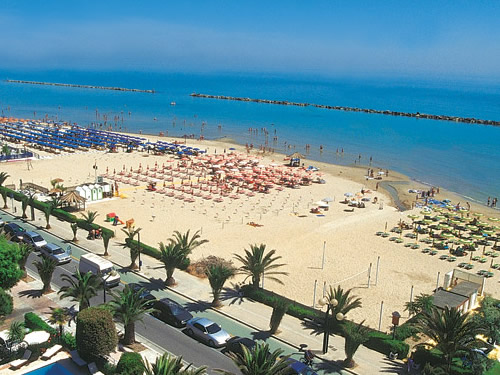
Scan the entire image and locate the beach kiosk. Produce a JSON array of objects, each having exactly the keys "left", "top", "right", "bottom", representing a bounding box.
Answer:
[
  {"left": 101, "top": 182, "right": 111, "bottom": 198},
  {"left": 76, "top": 186, "right": 91, "bottom": 201}
]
